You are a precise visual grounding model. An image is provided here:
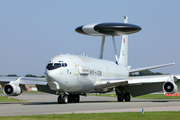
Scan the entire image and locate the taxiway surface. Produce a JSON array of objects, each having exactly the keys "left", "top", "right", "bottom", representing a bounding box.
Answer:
[{"left": 0, "top": 93, "right": 180, "bottom": 116}]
